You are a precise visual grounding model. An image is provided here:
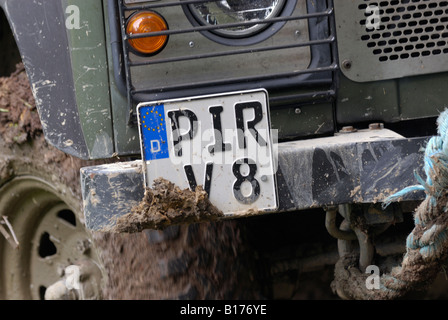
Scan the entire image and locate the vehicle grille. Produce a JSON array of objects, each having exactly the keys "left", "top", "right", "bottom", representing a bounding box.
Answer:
[
  {"left": 334, "top": 0, "right": 448, "bottom": 82},
  {"left": 111, "top": 0, "right": 338, "bottom": 122},
  {"left": 359, "top": 0, "right": 448, "bottom": 63}
]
